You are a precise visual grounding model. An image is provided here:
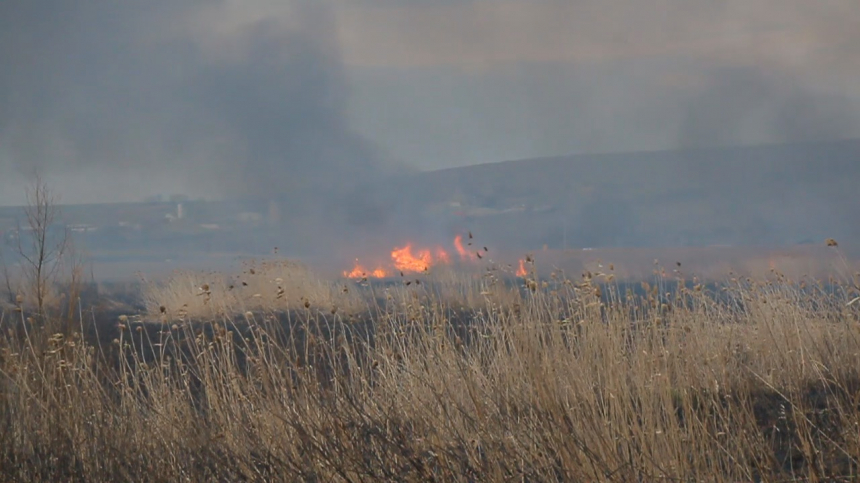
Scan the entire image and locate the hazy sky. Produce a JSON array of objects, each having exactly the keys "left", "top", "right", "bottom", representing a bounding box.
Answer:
[{"left": 1, "top": 0, "right": 859, "bottom": 205}]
